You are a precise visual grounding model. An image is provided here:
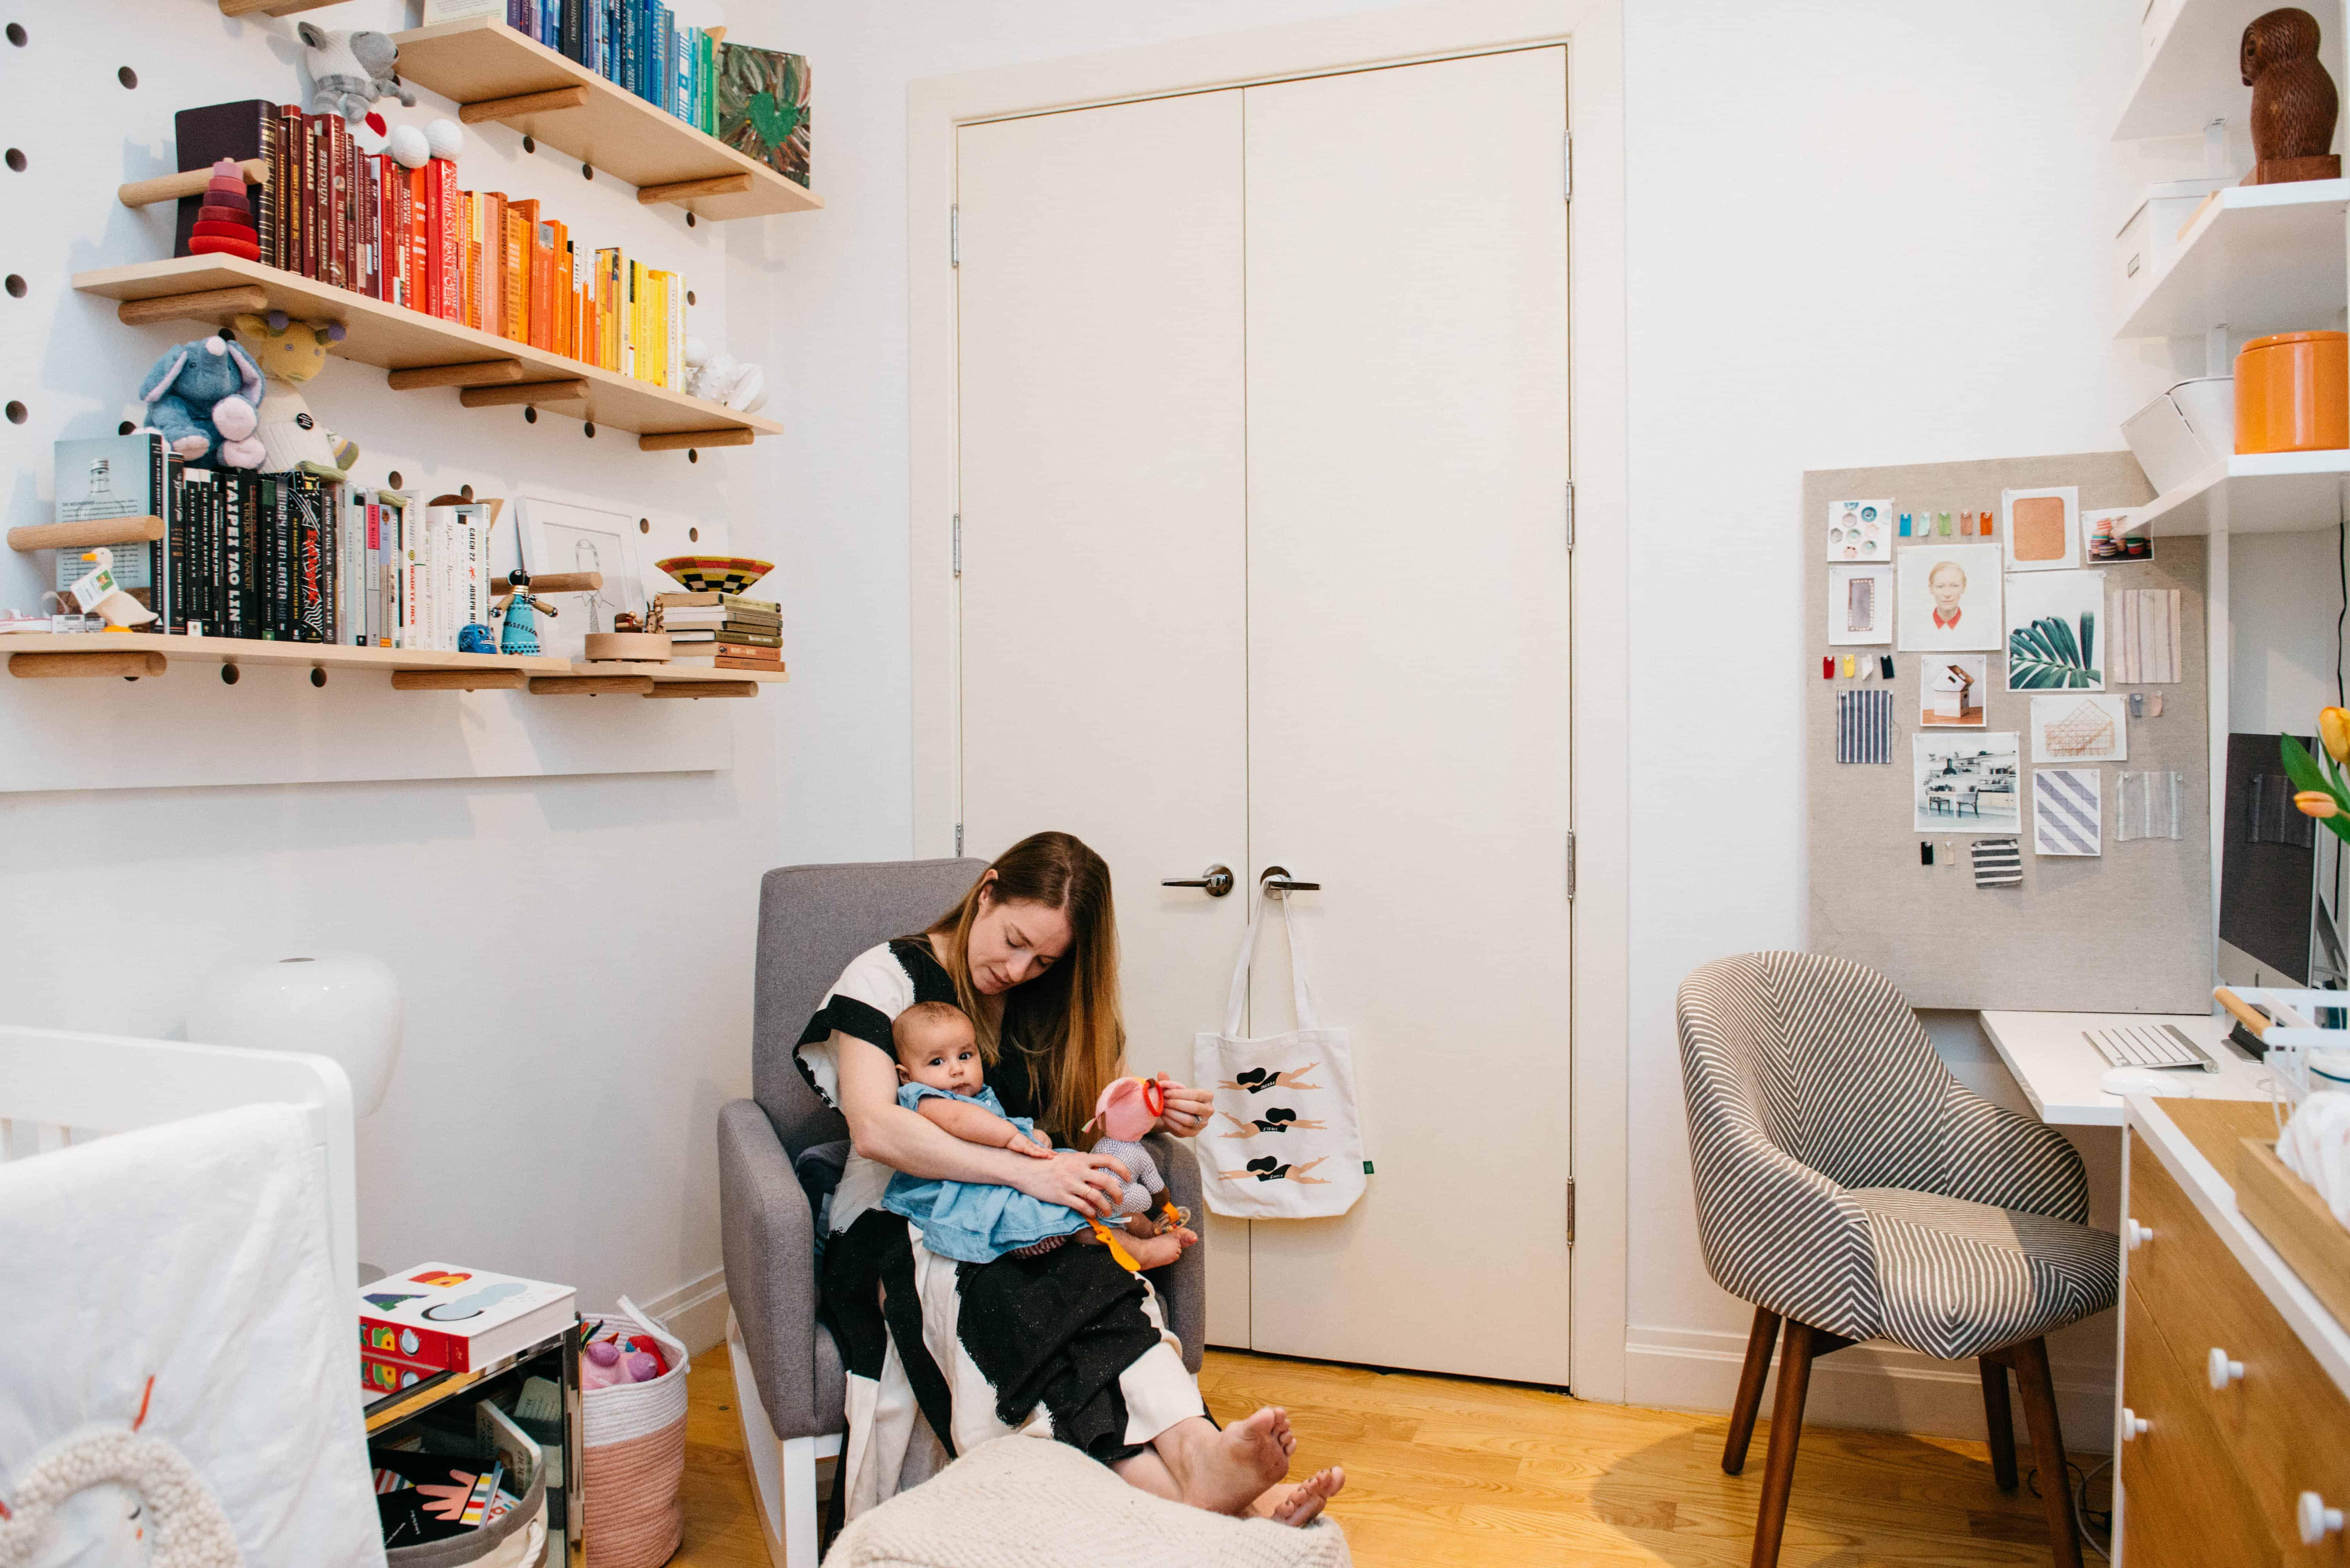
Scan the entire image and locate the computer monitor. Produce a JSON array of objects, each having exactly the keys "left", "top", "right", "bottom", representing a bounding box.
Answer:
[{"left": 2218, "top": 731, "right": 2347, "bottom": 989}]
